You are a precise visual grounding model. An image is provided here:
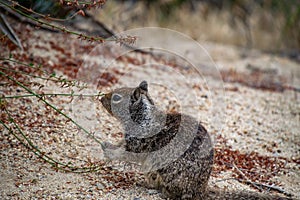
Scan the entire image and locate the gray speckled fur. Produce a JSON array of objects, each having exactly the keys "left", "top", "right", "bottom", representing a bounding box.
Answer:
[{"left": 100, "top": 81, "right": 214, "bottom": 199}]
